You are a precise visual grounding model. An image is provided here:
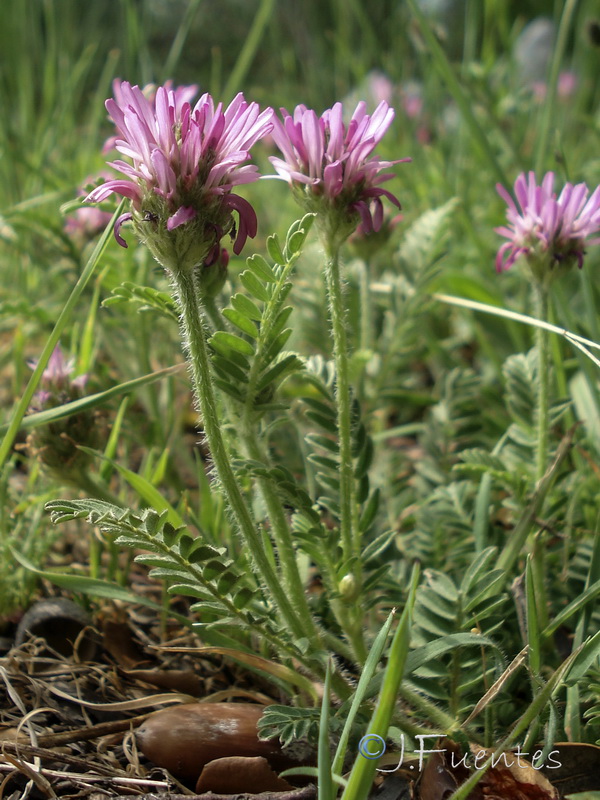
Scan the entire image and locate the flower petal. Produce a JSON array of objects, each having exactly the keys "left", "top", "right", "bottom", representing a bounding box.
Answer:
[
  {"left": 114, "top": 212, "right": 133, "bottom": 247},
  {"left": 167, "top": 206, "right": 197, "bottom": 230},
  {"left": 223, "top": 194, "right": 258, "bottom": 254}
]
